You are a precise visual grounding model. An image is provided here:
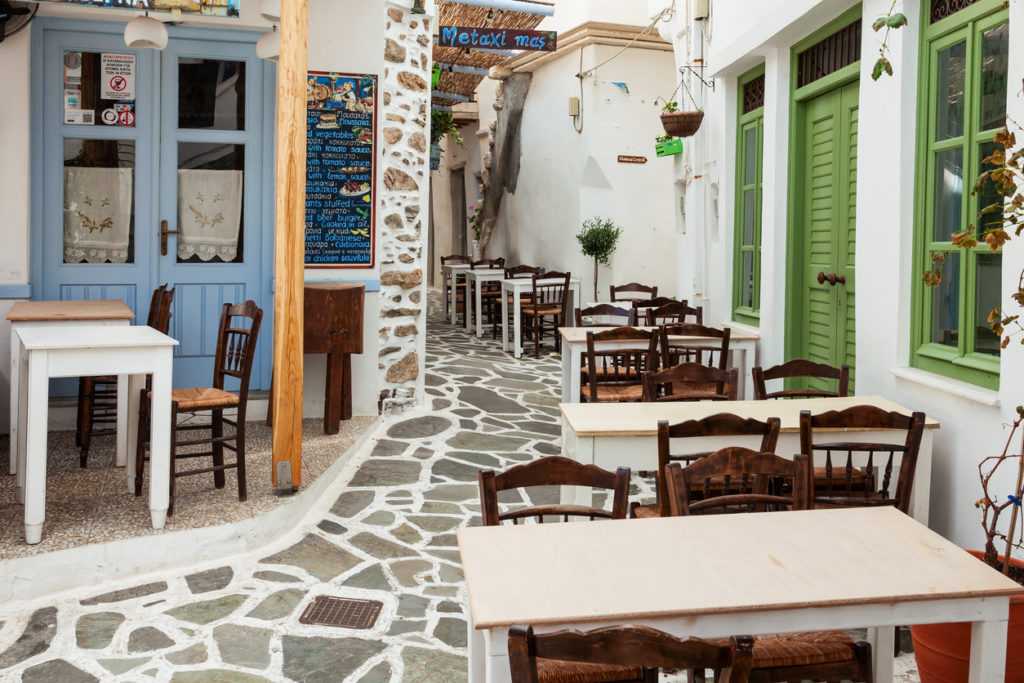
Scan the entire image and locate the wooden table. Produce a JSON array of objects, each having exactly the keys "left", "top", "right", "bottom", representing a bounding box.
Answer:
[
  {"left": 501, "top": 276, "right": 582, "bottom": 358},
  {"left": 559, "top": 325, "right": 760, "bottom": 402},
  {"left": 459, "top": 507, "right": 1021, "bottom": 683},
  {"left": 464, "top": 267, "right": 504, "bottom": 337},
  {"left": 15, "top": 325, "right": 176, "bottom": 544},
  {"left": 441, "top": 262, "right": 471, "bottom": 324},
  {"left": 7, "top": 300, "right": 135, "bottom": 475},
  {"left": 560, "top": 395, "right": 939, "bottom": 523}
]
